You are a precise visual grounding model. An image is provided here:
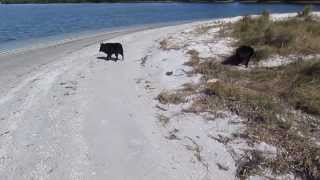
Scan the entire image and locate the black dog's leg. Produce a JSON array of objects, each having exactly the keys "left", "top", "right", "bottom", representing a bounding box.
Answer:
[
  {"left": 243, "top": 54, "right": 253, "bottom": 68},
  {"left": 244, "top": 58, "right": 249, "bottom": 68},
  {"left": 115, "top": 53, "right": 119, "bottom": 60}
]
